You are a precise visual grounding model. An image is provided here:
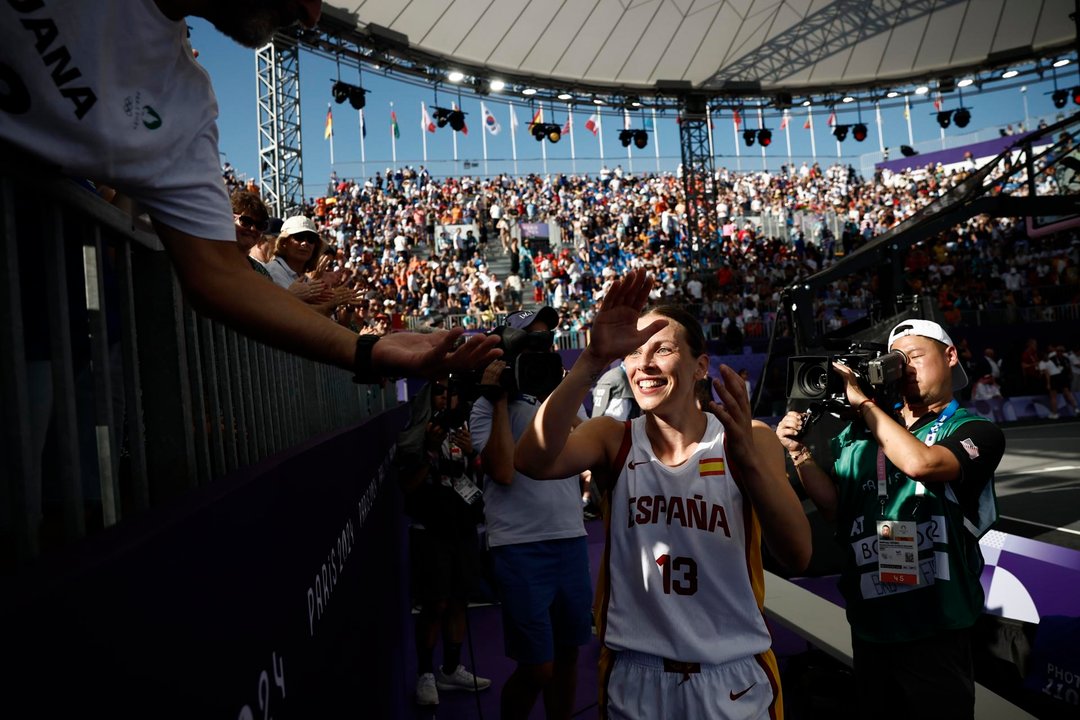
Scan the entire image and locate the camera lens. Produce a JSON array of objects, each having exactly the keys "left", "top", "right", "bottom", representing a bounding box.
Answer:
[{"left": 798, "top": 364, "right": 828, "bottom": 396}]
